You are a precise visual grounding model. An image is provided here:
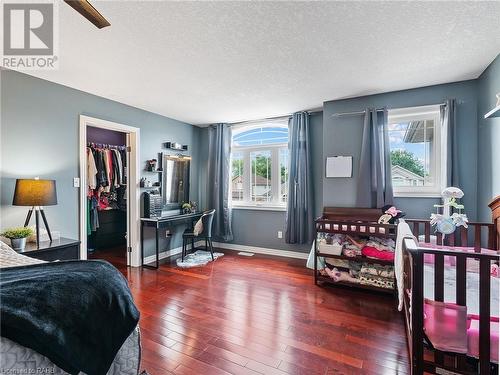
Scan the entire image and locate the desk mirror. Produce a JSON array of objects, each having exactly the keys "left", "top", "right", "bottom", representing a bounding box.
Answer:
[{"left": 162, "top": 154, "right": 190, "bottom": 209}]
